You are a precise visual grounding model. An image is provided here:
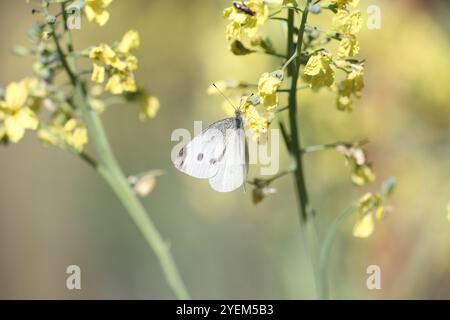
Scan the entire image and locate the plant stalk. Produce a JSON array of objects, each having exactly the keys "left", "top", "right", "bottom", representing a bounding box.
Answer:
[
  {"left": 318, "top": 204, "right": 357, "bottom": 299},
  {"left": 285, "top": 0, "right": 323, "bottom": 299},
  {"left": 55, "top": 7, "right": 190, "bottom": 299}
]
